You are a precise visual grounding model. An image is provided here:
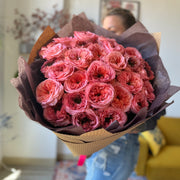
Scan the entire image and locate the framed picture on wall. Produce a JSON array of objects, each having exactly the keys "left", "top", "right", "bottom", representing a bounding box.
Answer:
[{"left": 99, "top": 0, "right": 140, "bottom": 24}]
